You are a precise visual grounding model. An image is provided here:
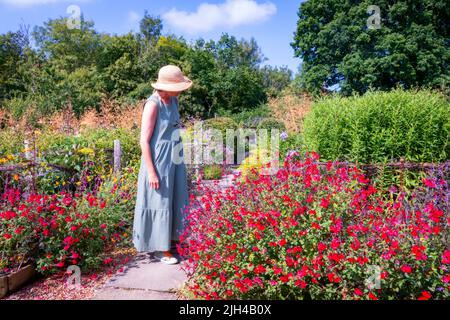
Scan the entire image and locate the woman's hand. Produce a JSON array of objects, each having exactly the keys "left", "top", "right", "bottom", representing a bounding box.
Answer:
[{"left": 148, "top": 172, "right": 160, "bottom": 190}]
